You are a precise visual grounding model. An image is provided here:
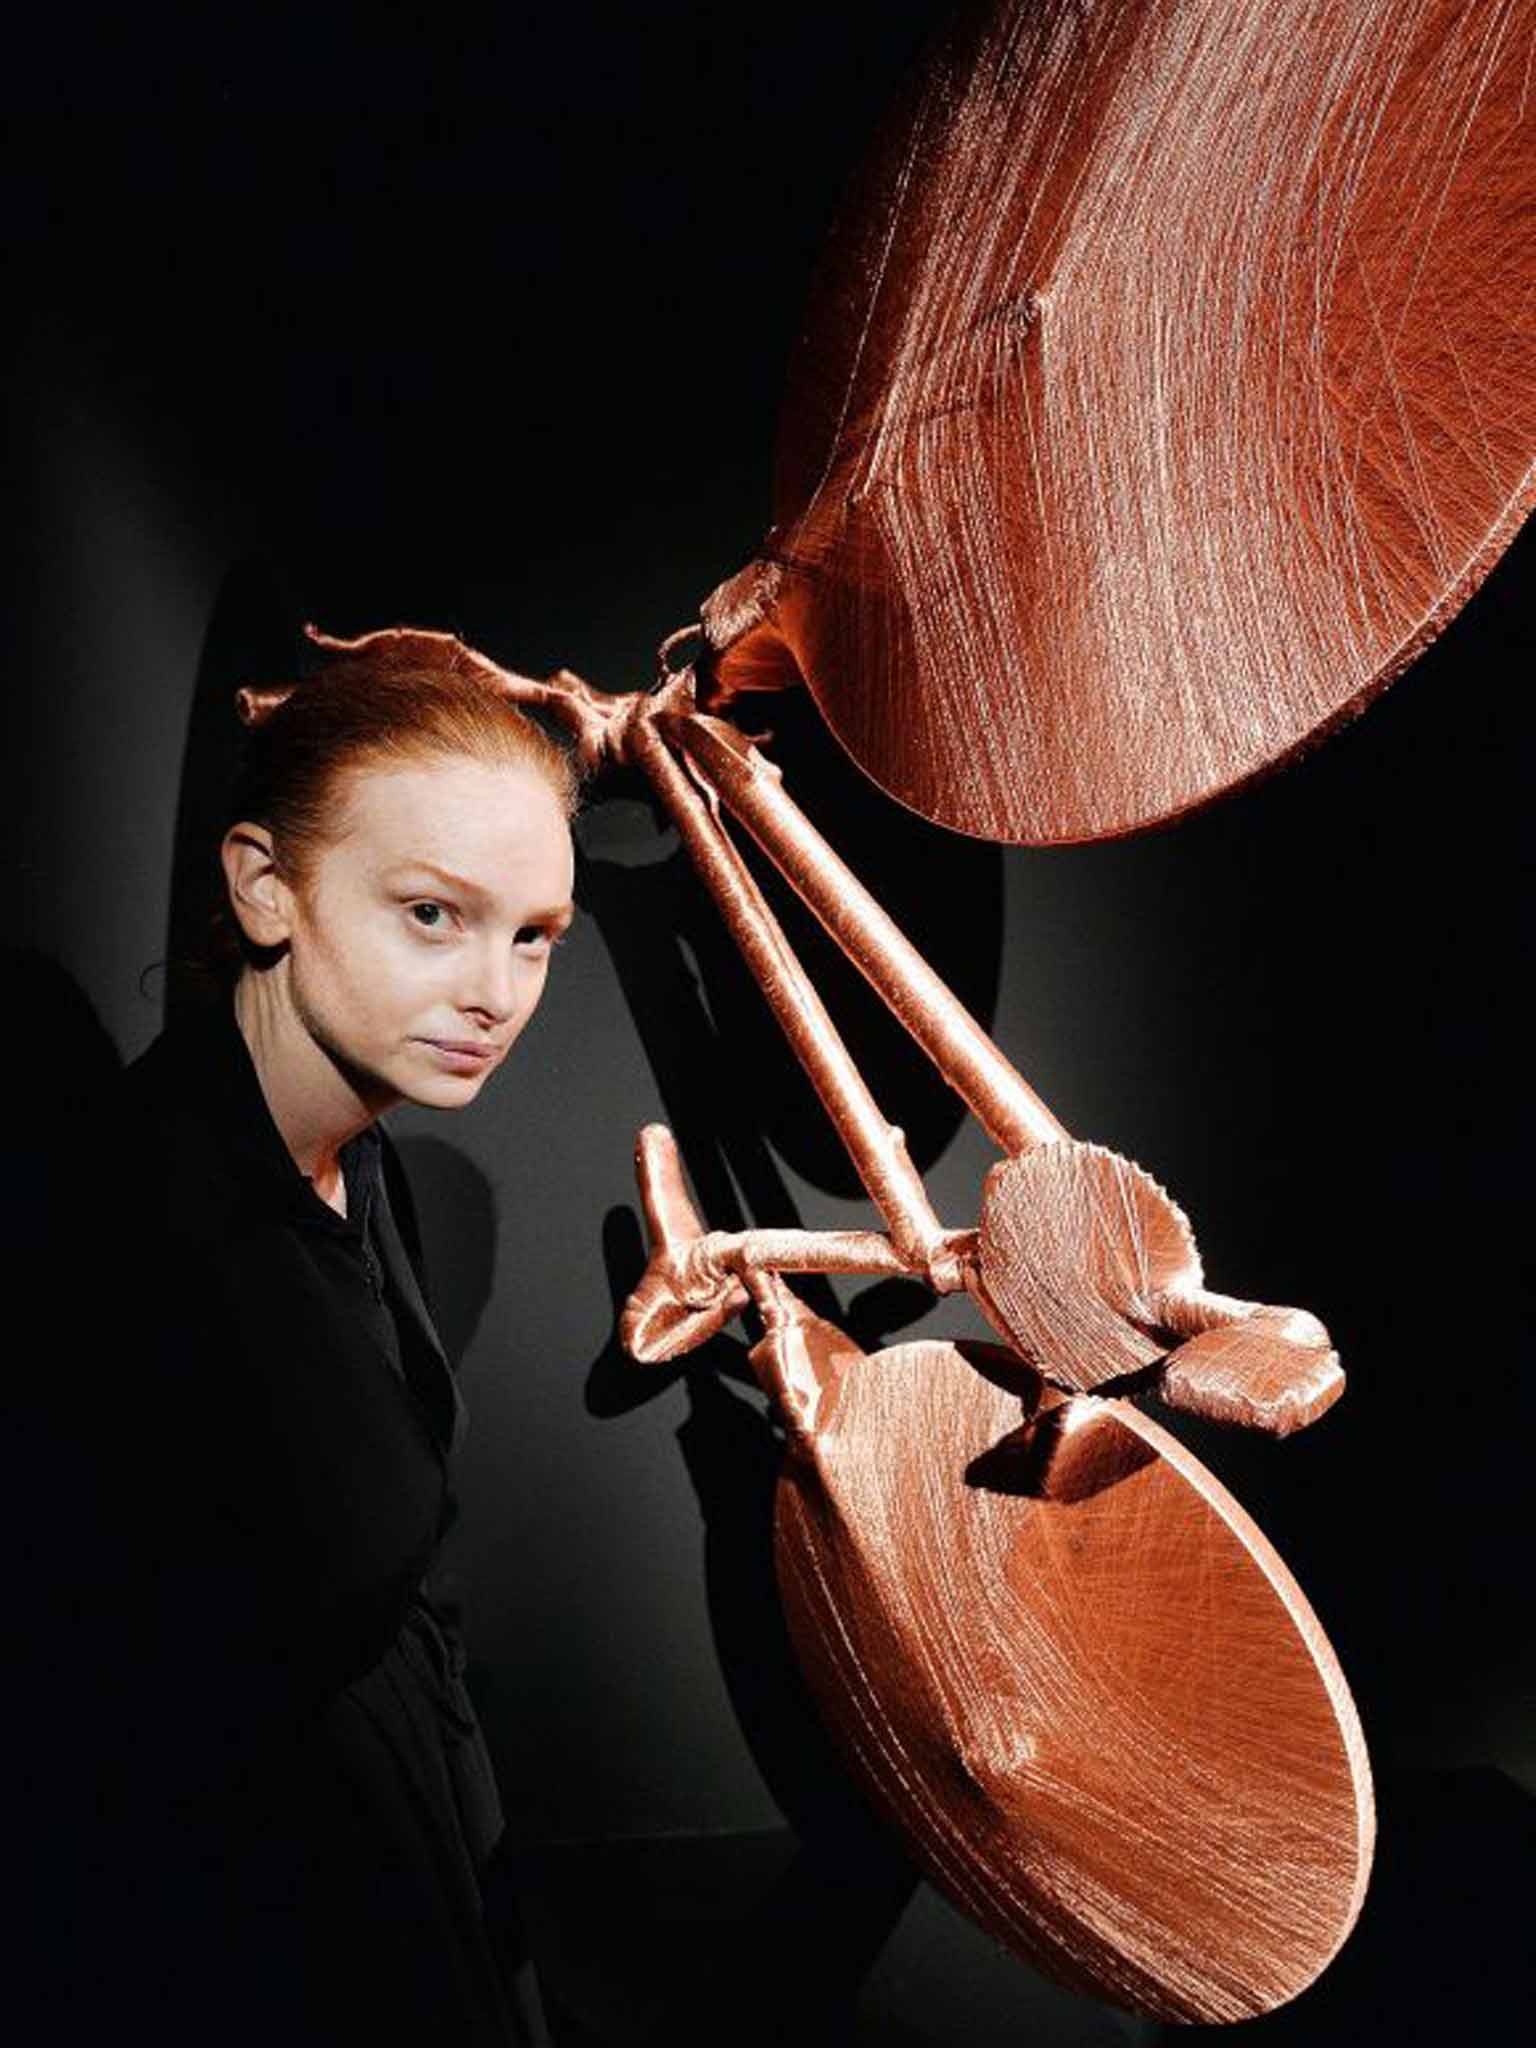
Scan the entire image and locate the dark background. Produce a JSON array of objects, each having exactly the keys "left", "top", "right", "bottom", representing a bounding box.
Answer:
[{"left": 4, "top": 4, "right": 1530, "bottom": 2041}]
